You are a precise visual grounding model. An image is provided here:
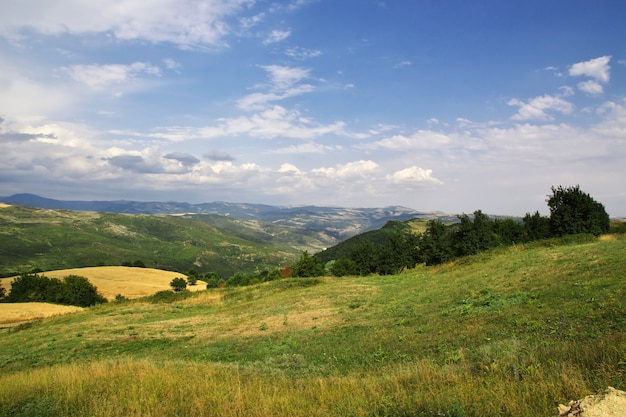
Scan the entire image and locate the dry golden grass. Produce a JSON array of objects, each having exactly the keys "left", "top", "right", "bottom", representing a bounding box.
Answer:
[
  {"left": 0, "top": 302, "right": 82, "bottom": 325},
  {"left": 0, "top": 203, "right": 10, "bottom": 209},
  {"left": 22, "top": 266, "right": 206, "bottom": 300},
  {"left": 0, "top": 266, "right": 207, "bottom": 325}
]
